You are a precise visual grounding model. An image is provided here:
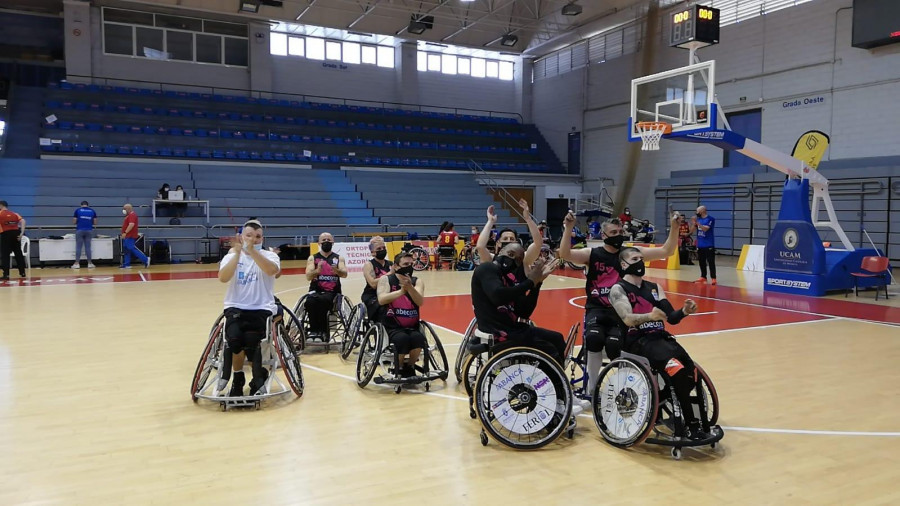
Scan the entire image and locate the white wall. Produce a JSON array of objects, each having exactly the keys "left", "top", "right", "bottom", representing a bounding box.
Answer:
[
  {"left": 532, "top": 0, "right": 900, "bottom": 219},
  {"left": 532, "top": 67, "right": 585, "bottom": 164},
  {"left": 270, "top": 55, "right": 399, "bottom": 104}
]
